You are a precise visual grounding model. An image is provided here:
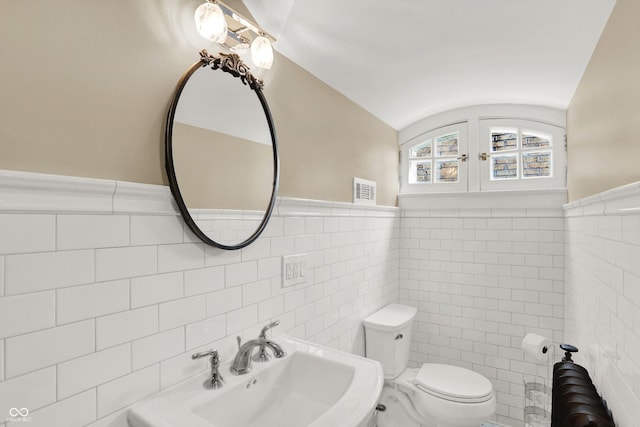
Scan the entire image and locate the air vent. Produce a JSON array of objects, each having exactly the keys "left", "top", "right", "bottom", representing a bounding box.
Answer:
[{"left": 353, "top": 177, "right": 376, "bottom": 205}]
